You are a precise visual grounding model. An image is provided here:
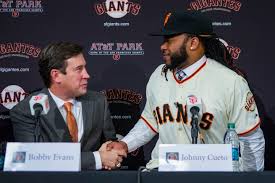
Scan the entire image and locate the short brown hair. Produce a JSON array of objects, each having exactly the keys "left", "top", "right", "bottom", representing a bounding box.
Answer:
[{"left": 38, "top": 42, "right": 83, "bottom": 87}]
